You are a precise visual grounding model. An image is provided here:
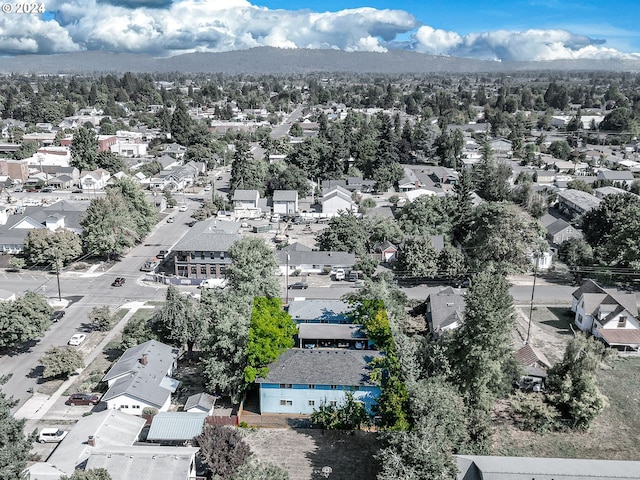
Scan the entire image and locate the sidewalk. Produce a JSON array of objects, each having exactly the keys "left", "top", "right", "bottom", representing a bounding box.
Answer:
[{"left": 15, "top": 301, "right": 154, "bottom": 427}]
